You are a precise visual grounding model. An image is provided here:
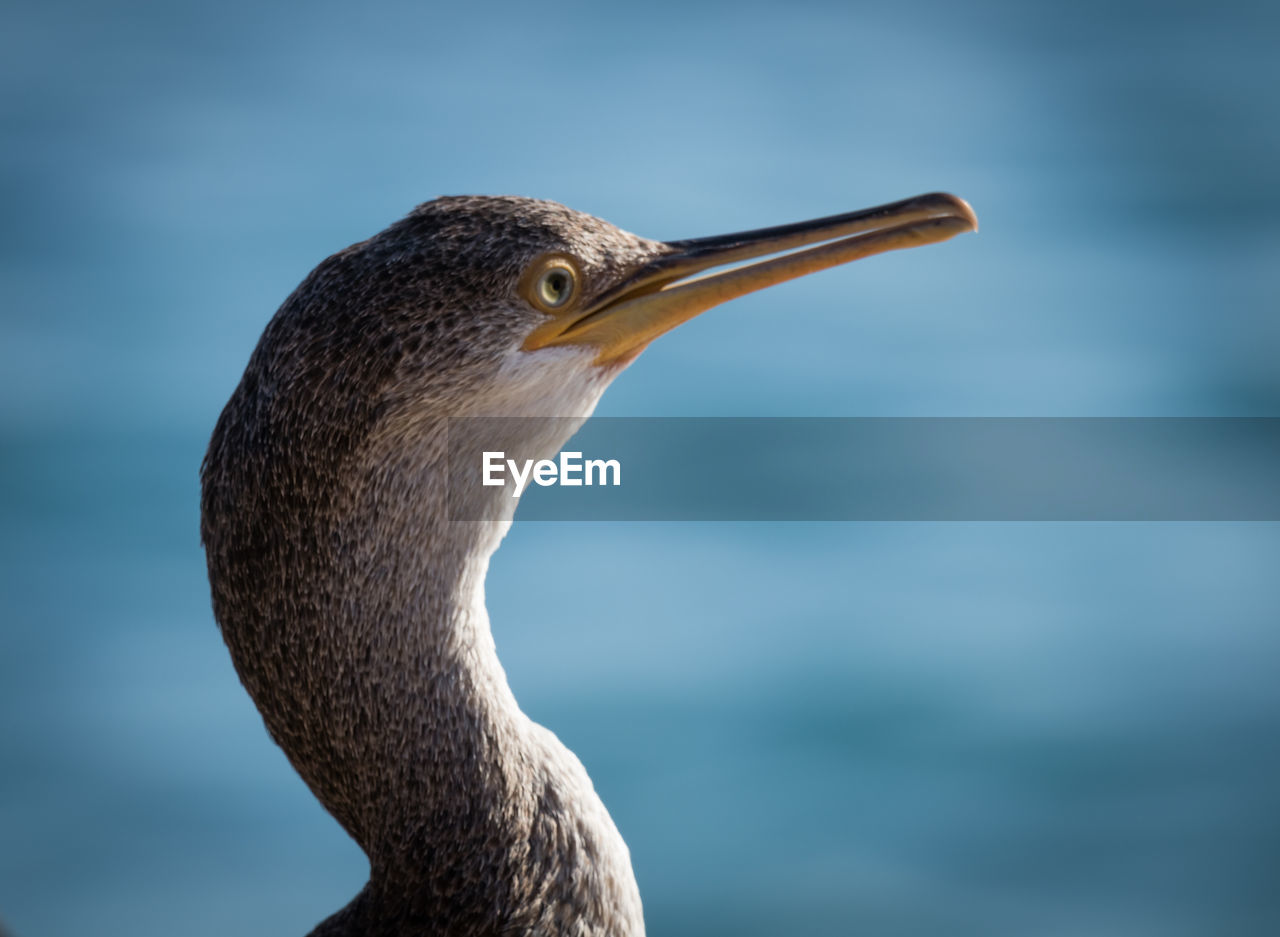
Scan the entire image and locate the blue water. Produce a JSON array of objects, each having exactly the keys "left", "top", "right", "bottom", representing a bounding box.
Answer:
[{"left": 2, "top": 0, "right": 1278, "bottom": 934}]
